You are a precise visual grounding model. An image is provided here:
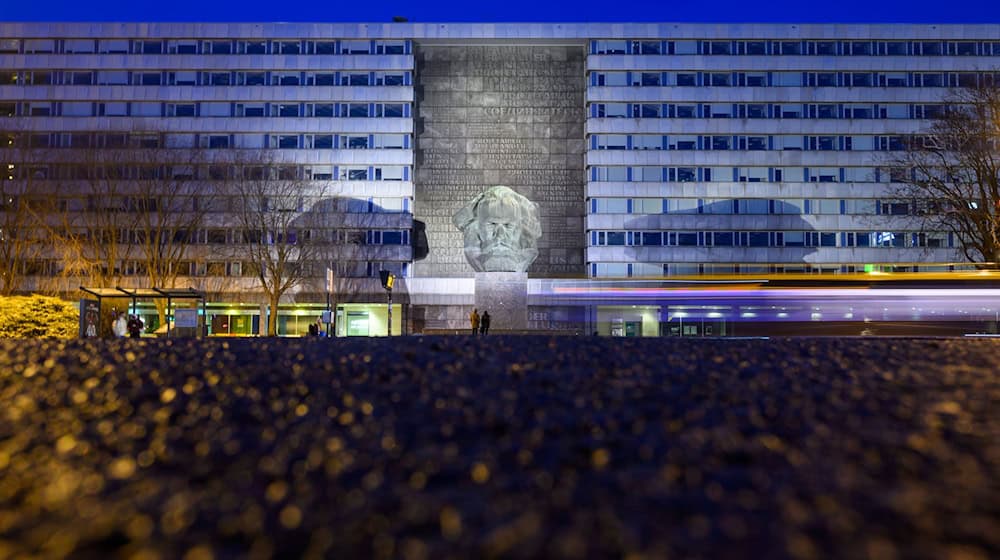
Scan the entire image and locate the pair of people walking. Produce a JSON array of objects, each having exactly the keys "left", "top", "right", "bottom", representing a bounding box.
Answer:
[{"left": 469, "top": 308, "right": 491, "bottom": 335}]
